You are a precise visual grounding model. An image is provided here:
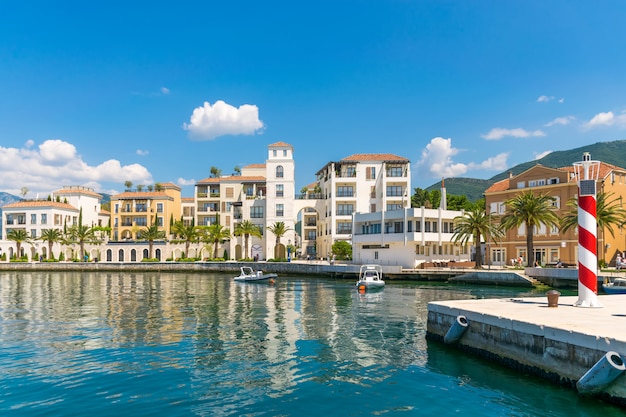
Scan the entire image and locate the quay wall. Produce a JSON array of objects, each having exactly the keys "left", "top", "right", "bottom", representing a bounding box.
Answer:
[{"left": 426, "top": 298, "right": 626, "bottom": 406}]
